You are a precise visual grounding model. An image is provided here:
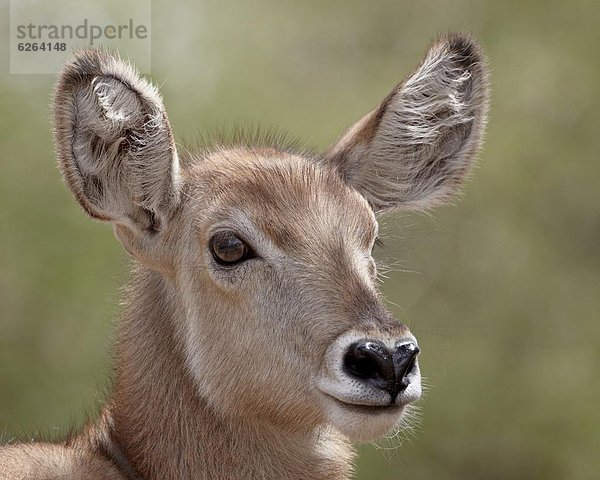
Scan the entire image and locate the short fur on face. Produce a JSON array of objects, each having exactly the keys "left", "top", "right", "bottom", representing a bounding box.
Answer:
[{"left": 0, "top": 32, "right": 489, "bottom": 480}]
